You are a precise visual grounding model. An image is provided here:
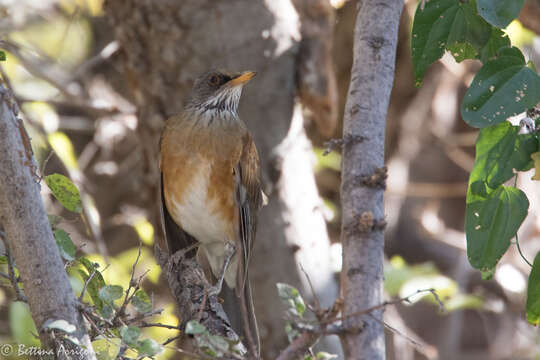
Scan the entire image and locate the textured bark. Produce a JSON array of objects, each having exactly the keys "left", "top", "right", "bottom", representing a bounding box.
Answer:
[
  {"left": 340, "top": 1, "right": 403, "bottom": 360},
  {"left": 104, "top": 0, "right": 336, "bottom": 357},
  {"left": 0, "top": 86, "right": 95, "bottom": 360},
  {"left": 155, "top": 247, "right": 246, "bottom": 357}
]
